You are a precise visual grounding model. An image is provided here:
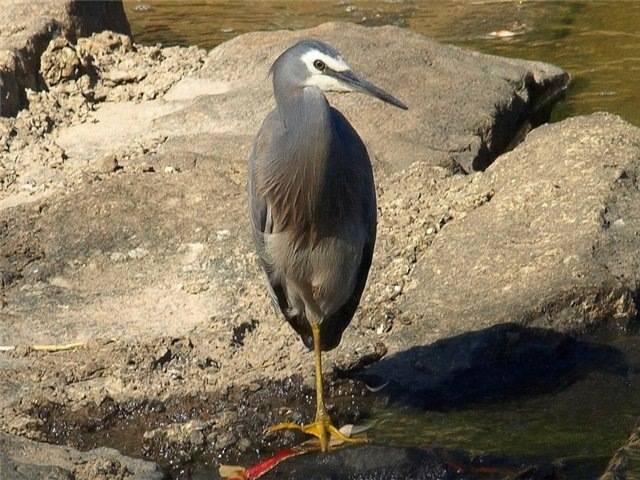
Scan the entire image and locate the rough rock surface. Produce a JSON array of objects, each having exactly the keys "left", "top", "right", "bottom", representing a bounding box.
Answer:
[
  {"left": 396, "top": 114, "right": 640, "bottom": 344},
  {"left": 0, "top": 432, "right": 165, "bottom": 480},
  {"left": 0, "top": 16, "right": 636, "bottom": 480},
  {"left": 0, "top": 0, "right": 130, "bottom": 116},
  {"left": 0, "top": 30, "right": 206, "bottom": 208}
]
